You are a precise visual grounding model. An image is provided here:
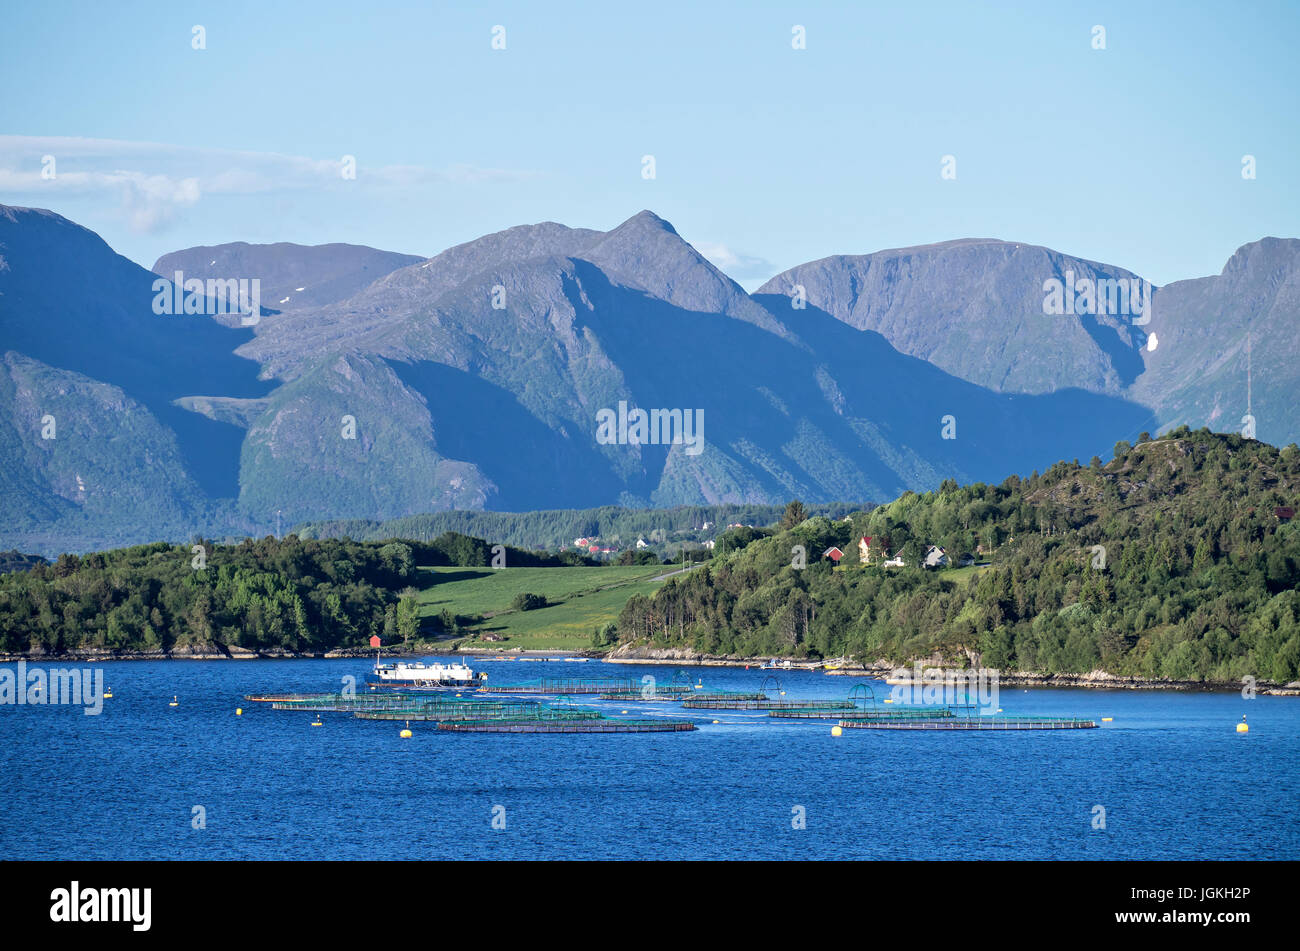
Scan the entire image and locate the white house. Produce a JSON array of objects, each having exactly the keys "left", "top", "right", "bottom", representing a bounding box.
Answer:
[{"left": 923, "top": 545, "right": 949, "bottom": 568}]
